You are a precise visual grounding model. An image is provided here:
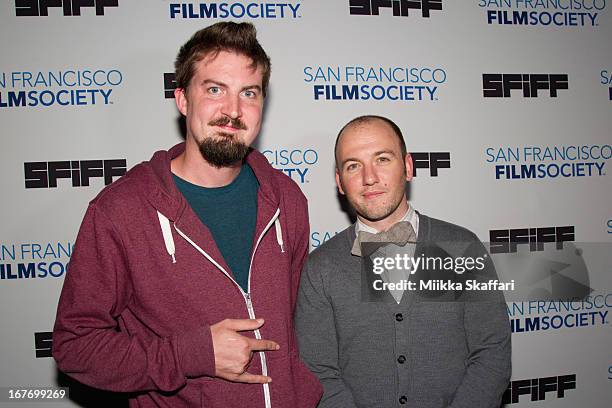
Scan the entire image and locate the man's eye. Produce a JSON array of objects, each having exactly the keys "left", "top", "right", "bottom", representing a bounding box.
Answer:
[
  {"left": 346, "top": 163, "right": 358, "bottom": 171},
  {"left": 243, "top": 90, "right": 256, "bottom": 98},
  {"left": 378, "top": 156, "right": 390, "bottom": 163},
  {"left": 208, "top": 86, "right": 221, "bottom": 94}
]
